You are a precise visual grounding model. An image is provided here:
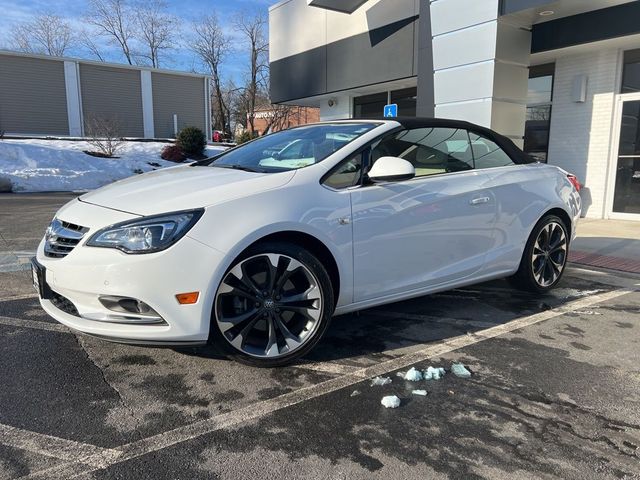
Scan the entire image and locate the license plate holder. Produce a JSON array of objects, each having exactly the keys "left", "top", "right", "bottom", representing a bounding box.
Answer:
[{"left": 31, "top": 259, "right": 52, "bottom": 300}]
